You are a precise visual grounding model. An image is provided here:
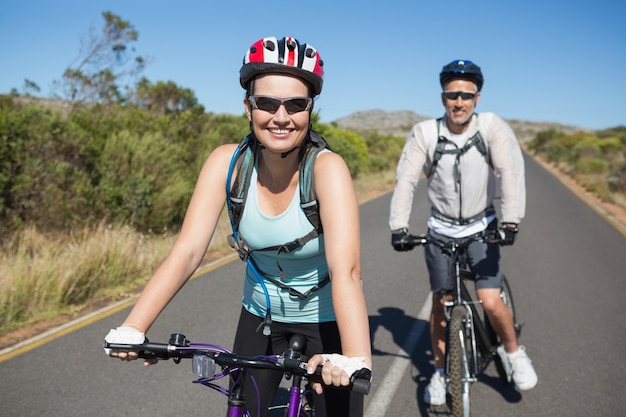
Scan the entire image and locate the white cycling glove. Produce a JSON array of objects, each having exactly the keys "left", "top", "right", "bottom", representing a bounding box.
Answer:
[
  {"left": 103, "top": 326, "right": 146, "bottom": 356},
  {"left": 320, "top": 353, "right": 370, "bottom": 377}
]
